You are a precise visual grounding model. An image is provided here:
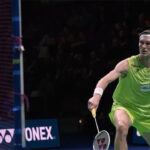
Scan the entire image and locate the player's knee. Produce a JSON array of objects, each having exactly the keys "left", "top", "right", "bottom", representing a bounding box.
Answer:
[{"left": 116, "top": 121, "right": 129, "bottom": 137}]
